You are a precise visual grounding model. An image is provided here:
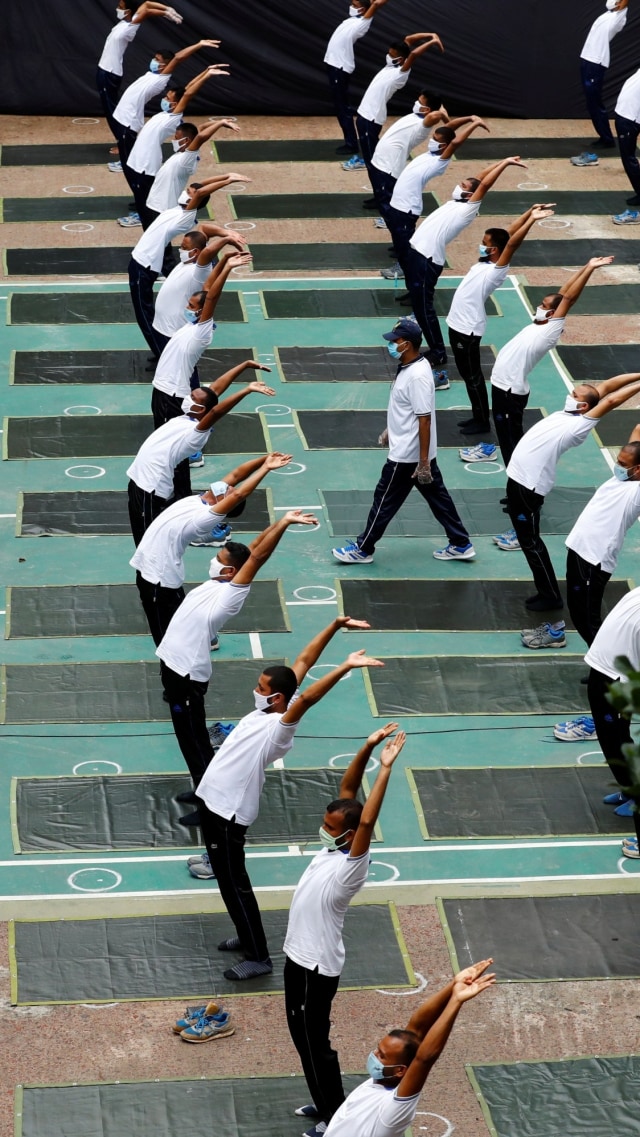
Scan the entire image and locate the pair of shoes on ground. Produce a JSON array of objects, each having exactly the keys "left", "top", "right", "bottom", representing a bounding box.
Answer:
[
  {"left": 172, "top": 1000, "right": 235, "bottom": 1043},
  {"left": 295, "top": 1106, "right": 328, "bottom": 1137},
  {"left": 622, "top": 836, "right": 639, "bottom": 859},
  {"left": 460, "top": 441, "right": 497, "bottom": 463},
  {"left": 341, "top": 154, "right": 366, "bottom": 170},
  {"left": 189, "top": 522, "right": 232, "bottom": 547},
  {"left": 332, "top": 541, "right": 475, "bottom": 563},
  {"left": 117, "top": 211, "right": 141, "bottom": 227},
  {"left": 520, "top": 620, "right": 566, "bottom": 649},
  {"left": 492, "top": 528, "right": 520, "bottom": 552}
]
